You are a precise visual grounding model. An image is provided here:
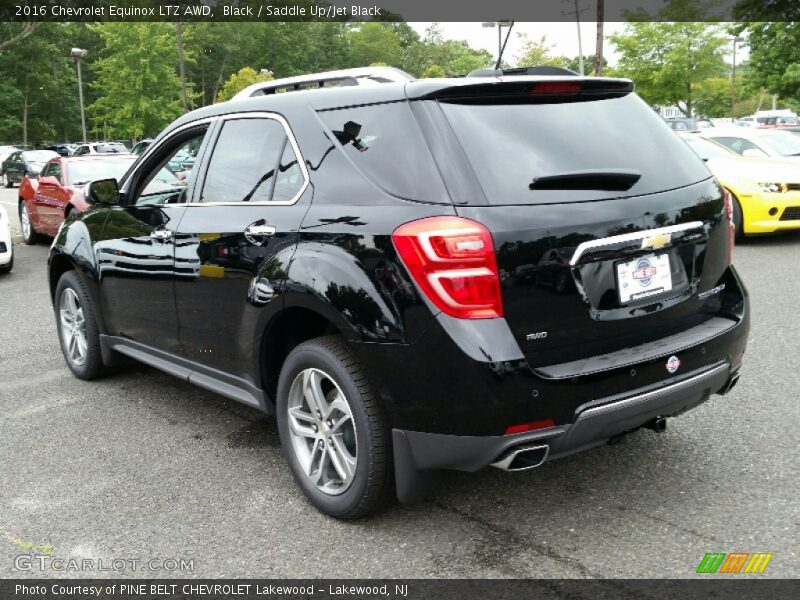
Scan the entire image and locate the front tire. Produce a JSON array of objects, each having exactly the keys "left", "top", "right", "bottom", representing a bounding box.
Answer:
[
  {"left": 19, "top": 201, "right": 42, "bottom": 245},
  {"left": 728, "top": 189, "right": 745, "bottom": 241},
  {"left": 4, "top": 173, "right": 13, "bottom": 188},
  {"left": 54, "top": 271, "right": 107, "bottom": 380},
  {"left": 0, "top": 253, "right": 11, "bottom": 274},
  {"left": 276, "top": 336, "right": 394, "bottom": 519}
]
